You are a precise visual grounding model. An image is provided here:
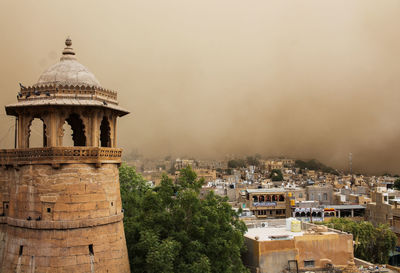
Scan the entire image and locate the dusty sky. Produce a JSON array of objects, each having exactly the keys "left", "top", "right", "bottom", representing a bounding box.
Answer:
[{"left": 1, "top": 0, "right": 400, "bottom": 174}]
